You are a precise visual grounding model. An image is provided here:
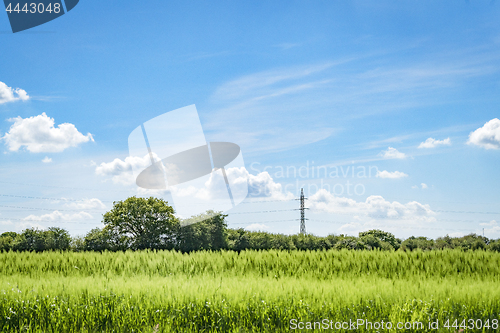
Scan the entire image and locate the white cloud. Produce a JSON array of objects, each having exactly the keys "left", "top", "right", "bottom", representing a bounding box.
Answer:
[
  {"left": 309, "top": 189, "right": 435, "bottom": 222},
  {"left": 176, "top": 168, "right": 294, "bottom": 201},
  {"left": 212, "top": 63, "right": 334, "bottom": 102},
  {"left": 480, "top": 220, "right": 497, "bottom": 227},
  {"left": 64, "top": 198, "right": 106, "bottom": 210},
  {"left": 42, "top": 156, "right": 52, "bottom": 163},
  {"left": 467, "top": 118, "right": 500, "bottom": 150},
  {"left": 478, "top": 220, "right": 500, "bottom": 236},
  {"left": 412, "top": 185, "right": 418, "bottom": 189},
  {"left": 418, "top": 137, "right": 451, "bottom": 148},
  {"left": 380, "top": 147, "right": 406, "bottom": 159},
  {"left": 2, "top": 113, "right": 93, "bottom": 153},
  {"left": 0, "top": 81, "right": 29, "bottom": 104},
  {"left": 245, "top": 223, "right": 270, "bottom": 231},
  {"left": 376, "top": 170, "right": 408, "bottom": 179},
  {"left": 95, "top": 155, "right": 151, "bottom": 185},
  {"left": 23, "top": 211, "right": 92, "bottom": 222},
  {"left": 3, "top": 221, "right": 46, "bottom": 232},
  {"left": 247, "top": 170, "right": 294, "bottom": 200},
  {"left": 421, "top": 183, "right": 428, "bottom": 189}
]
